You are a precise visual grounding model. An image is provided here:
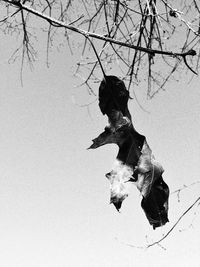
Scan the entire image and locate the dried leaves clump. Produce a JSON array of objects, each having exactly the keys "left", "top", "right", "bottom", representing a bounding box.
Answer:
[{"left": 89, "top": 76, "right": 169, "bottom": 229}]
